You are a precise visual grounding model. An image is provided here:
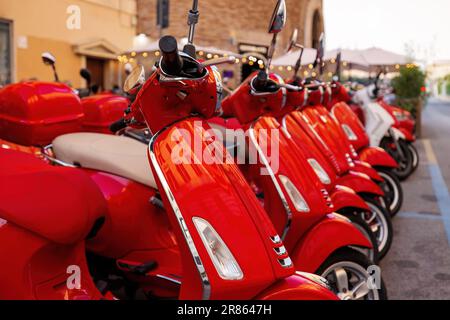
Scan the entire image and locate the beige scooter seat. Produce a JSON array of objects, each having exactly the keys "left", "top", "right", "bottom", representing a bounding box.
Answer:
[{"left": 53, "top": 133, "right": 157, "bottom": 189}]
